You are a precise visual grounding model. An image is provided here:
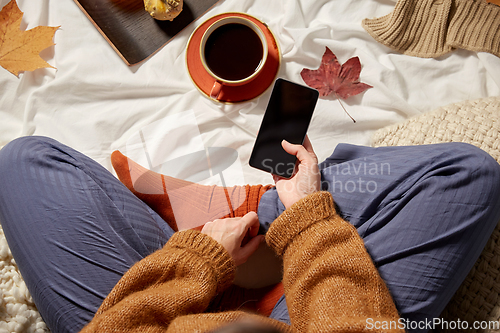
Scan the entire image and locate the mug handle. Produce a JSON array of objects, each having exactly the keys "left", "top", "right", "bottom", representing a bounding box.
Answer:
[{"left": 210, "top": 81, "right": 223, "bottom": 99}]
